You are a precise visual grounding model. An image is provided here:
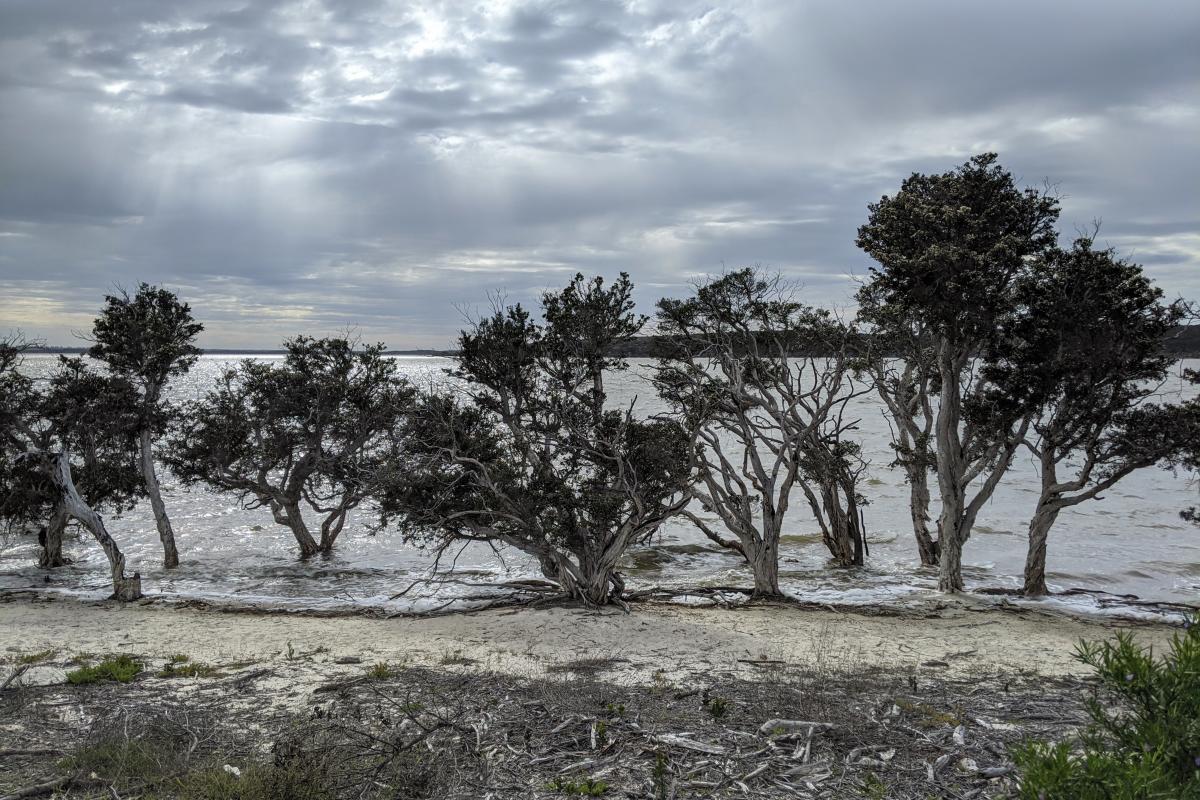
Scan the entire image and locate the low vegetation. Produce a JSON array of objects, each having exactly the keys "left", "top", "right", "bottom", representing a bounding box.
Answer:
[
  {"left": 1013, "top": 618, "right": 1200, "bottom": 799},
  {"left": 66, "top": 654, "right": 143, "bottom": 685}
]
